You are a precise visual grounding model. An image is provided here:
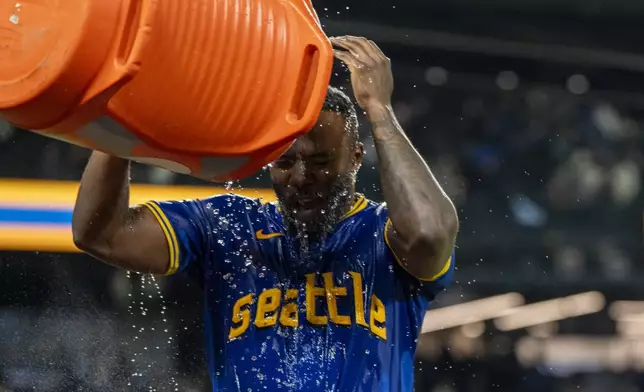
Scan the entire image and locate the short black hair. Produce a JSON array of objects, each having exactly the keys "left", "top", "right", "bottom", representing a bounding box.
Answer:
[{"left": 322, "top": 86, "right": 359, "bottom": 146}]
